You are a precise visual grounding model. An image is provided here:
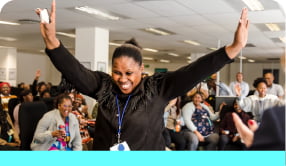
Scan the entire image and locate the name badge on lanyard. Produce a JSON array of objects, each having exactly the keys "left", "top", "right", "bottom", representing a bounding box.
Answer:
[
  {"left": 110, "top": 94, "right": 132, "bottom": 151},
  {"left": 110, "top": 141, "right": 130, "bottom": 151}
]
